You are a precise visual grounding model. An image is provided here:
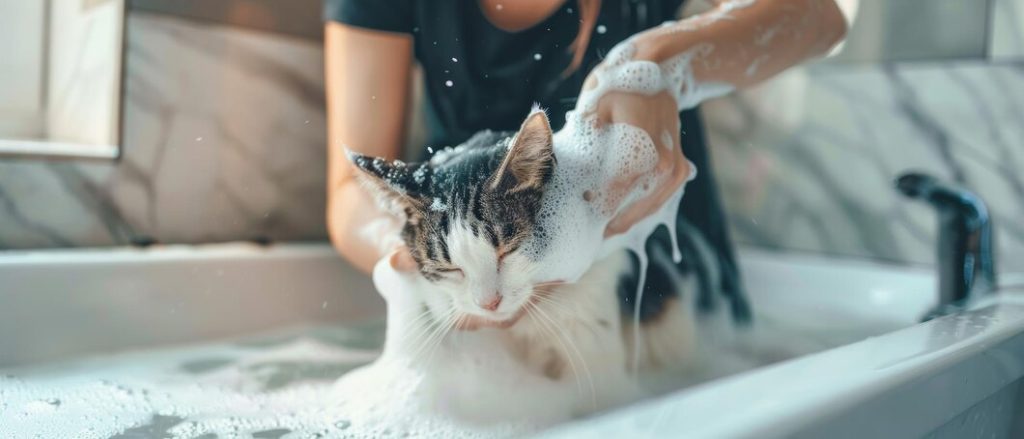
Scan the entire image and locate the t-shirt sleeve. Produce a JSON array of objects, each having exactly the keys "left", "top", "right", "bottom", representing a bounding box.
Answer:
[{"left": 323, "top": 0, "right": 415, "bottom": 34}]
